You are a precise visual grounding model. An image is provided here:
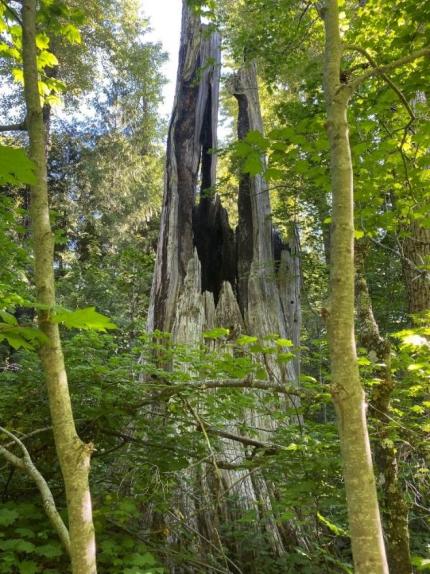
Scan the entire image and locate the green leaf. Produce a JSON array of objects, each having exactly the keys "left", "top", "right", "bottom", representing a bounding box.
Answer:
[
  {"left": 268, "top": 127, "right": 296, "bottom": 140},
  {"left": 242, "top": 152, "right": 263, "bottom": 176},
  {"left": 0, "top": 310, "right": 18, "bottom": 325},
  {"left": 35, "top": 33, "right": 49, "bottom": 49},
  {"left": 265, "top": 167, "right": 284, "bottom": 181},
  {"left": 61, "top": 23, "right": 82, "bottom": 44},
  {"left": 0, "top": 145, "right": 36, "bottom": 185},
  {"left": 38, "top": 51, "right": 58, "bottom": 69},
  {"left": 0, "top": 44, "right": 20, "bottom": 60},
  {"left": 245, "top": 130, "right": 267, "bottom": 149},
  {"left": 129, "top": 552, "right": 156, "bottom": 567},
  {"left": 12, "top": 67, "right": 24, "bottom": 84},
  {"left": 275, "top": 338, "right": 293, "bottom": 347},
  {"left": 53, "top": 307, "right": 117, "bottom": 331},
  {"left": 19, "top": 561, "right": 39, "bottom": 574},
  {"left": 235, "top": 141, "right": 251, "bottom": 158},
  {"left": 236, "top": 335, "right": 258, "bottom": 345},
  {"left": 294, "top": 159, "right": 310, "bottom": 174},
  {"left": 44, "top": 94, "right": 61, "bottom": 106},
  {"left": 203, "top": 327, "right": 229, "bottom": 339},
  {"left": 0, "top": 539, "right": 36, "bottom": 553},
  {"left": 34, "top": 543, "right": 62, "bottom": 558},
  {"left": 352, "top": 142, "right": 368, "bottom": 155},
  {"left": 0, "top": 325, "right": 48, "bottom": 349},
  {"left": 0, "top": 508, "right": 19, "bottom": 526},
  {"left": 15, "top": 528, "right": 35, "bottom": 539},
  {"left": 411, "top": 556, "right": 430, "bottom": 571},
  {"left": 277, "top": 352, "right": 294, "bottom": 363}
]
